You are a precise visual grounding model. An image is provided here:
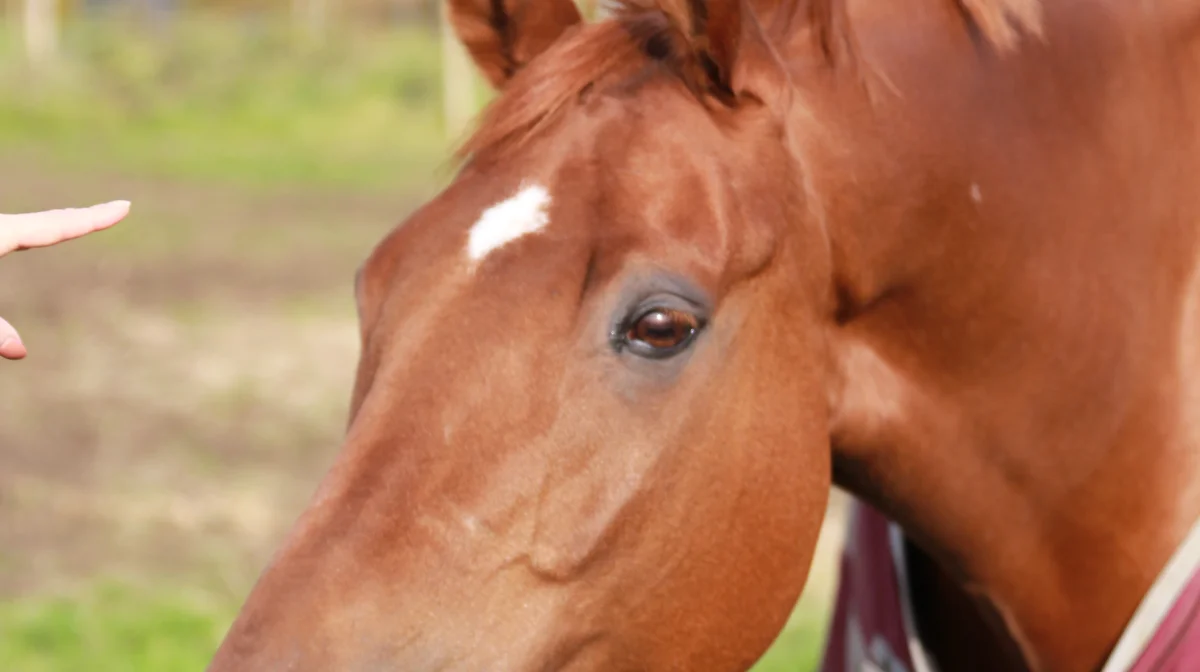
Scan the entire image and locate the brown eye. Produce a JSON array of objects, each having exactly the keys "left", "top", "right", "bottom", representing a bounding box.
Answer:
[{"left": 625, "top": 308, "right": 702, "bottom": 353}]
